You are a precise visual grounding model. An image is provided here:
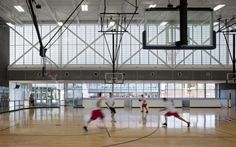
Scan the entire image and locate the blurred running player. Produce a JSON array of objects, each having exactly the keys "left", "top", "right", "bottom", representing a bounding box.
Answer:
[
  {"left": 83, "top": 92, "right": 105, "bottom": 132},
  {"left": 160, "top": 98, "right": 190, "bottom": 127}
]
